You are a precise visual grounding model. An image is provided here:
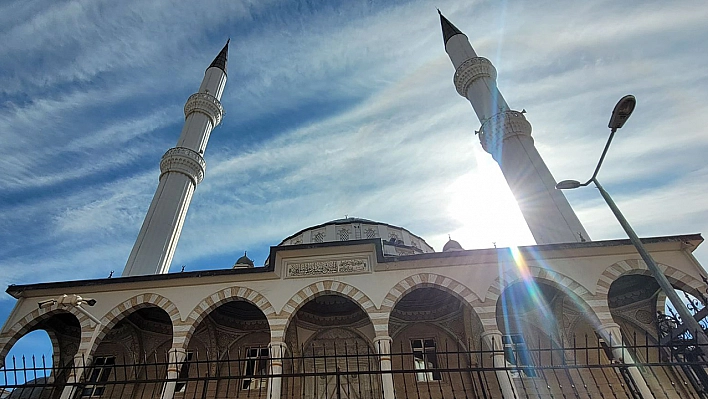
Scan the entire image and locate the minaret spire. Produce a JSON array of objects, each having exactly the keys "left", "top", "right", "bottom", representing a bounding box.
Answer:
[
  {"left": 438, "top": 10, "right": 463, "bottom": 45},
  {"left": 122, "top": 43, "right": 228, "bottom": 276},
  {"left": 440, "top": 13, "right": 589, "bottom": 245},
  {"left": 209, "top": 39, "right": 229, "bottom": 74}
]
